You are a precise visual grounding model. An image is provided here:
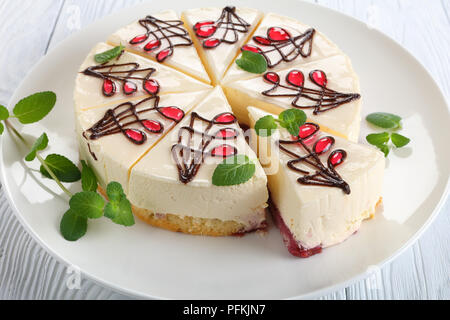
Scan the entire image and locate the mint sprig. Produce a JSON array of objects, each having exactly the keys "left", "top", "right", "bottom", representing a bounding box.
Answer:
[
  {"left": 212, "top": 155, "right": 256, "bottom": 186},
  {"left": 279, "top": 109, "right": 307, "bottom": 137},
  {"left": 236, "top": 51, "right": 268, "bottom": 74},
  {"left": 103, "top": 182, "right": 135, "bottom": 226},
  {"left": 254, "top": 109, "right": 307, "bottom": 137},
  {"left": 1, "top": 91, "right": 136, "bottom": 242},
  {"left": 366, "top": 132, "right": 410, "bottom": 157},
  {"left": 365, "top": 112, "right": 411, "bottom": 158},
  {"left": 95, "top": 44, "right": 125, "bottom": 64}
]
